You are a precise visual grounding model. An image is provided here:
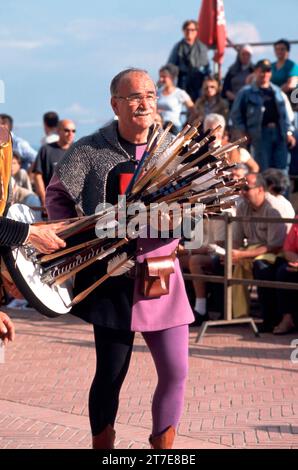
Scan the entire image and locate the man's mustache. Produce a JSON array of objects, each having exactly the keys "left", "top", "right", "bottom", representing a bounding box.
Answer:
[{"left": 133, "top": 110, "right": 152, "bottom": 116}]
